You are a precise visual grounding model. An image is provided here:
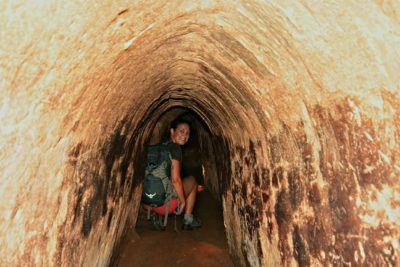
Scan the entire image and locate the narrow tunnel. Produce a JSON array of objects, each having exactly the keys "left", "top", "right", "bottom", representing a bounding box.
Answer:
[
  {"left": 1, "top": 1, "right": 400, "bottom": 267},
  {"left": 114, "top": 106, "right": 232, "bottom": 266}
]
